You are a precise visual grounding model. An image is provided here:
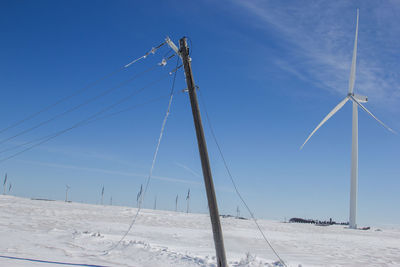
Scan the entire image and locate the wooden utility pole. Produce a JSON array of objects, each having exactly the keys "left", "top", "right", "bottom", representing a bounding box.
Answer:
[{"left": 179, "top": 37, "right": 228, "bottom": 267}]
